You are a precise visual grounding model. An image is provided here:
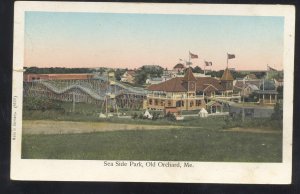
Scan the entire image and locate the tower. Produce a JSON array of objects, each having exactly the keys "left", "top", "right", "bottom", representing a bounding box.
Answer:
[
  {"left": 220, "top": 68, "right": 234, "bottom": 91},
  {"left": 182, "top": 67, "right": 197, "bottom": 92}
]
